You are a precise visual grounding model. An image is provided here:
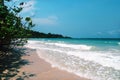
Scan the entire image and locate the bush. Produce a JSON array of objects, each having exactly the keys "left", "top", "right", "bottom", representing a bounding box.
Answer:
[{"left": 0, "top": 0, "right": 34, "bottom": 49}]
